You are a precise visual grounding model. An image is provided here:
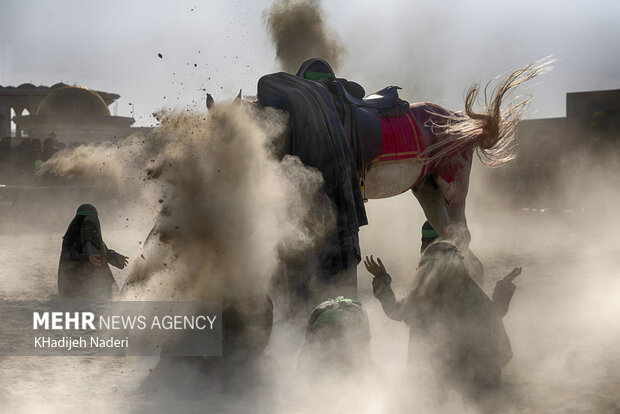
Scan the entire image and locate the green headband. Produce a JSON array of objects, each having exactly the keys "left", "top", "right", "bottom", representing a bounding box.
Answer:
[
  {"left": 76, "top": 211, "right": 98, "bottom": 216},
  {"left": 422, "top": 229, "right": 439, "bottom": 238},
  {"left": 304, "top": 70, "right": 334, "bottom": 81}
]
